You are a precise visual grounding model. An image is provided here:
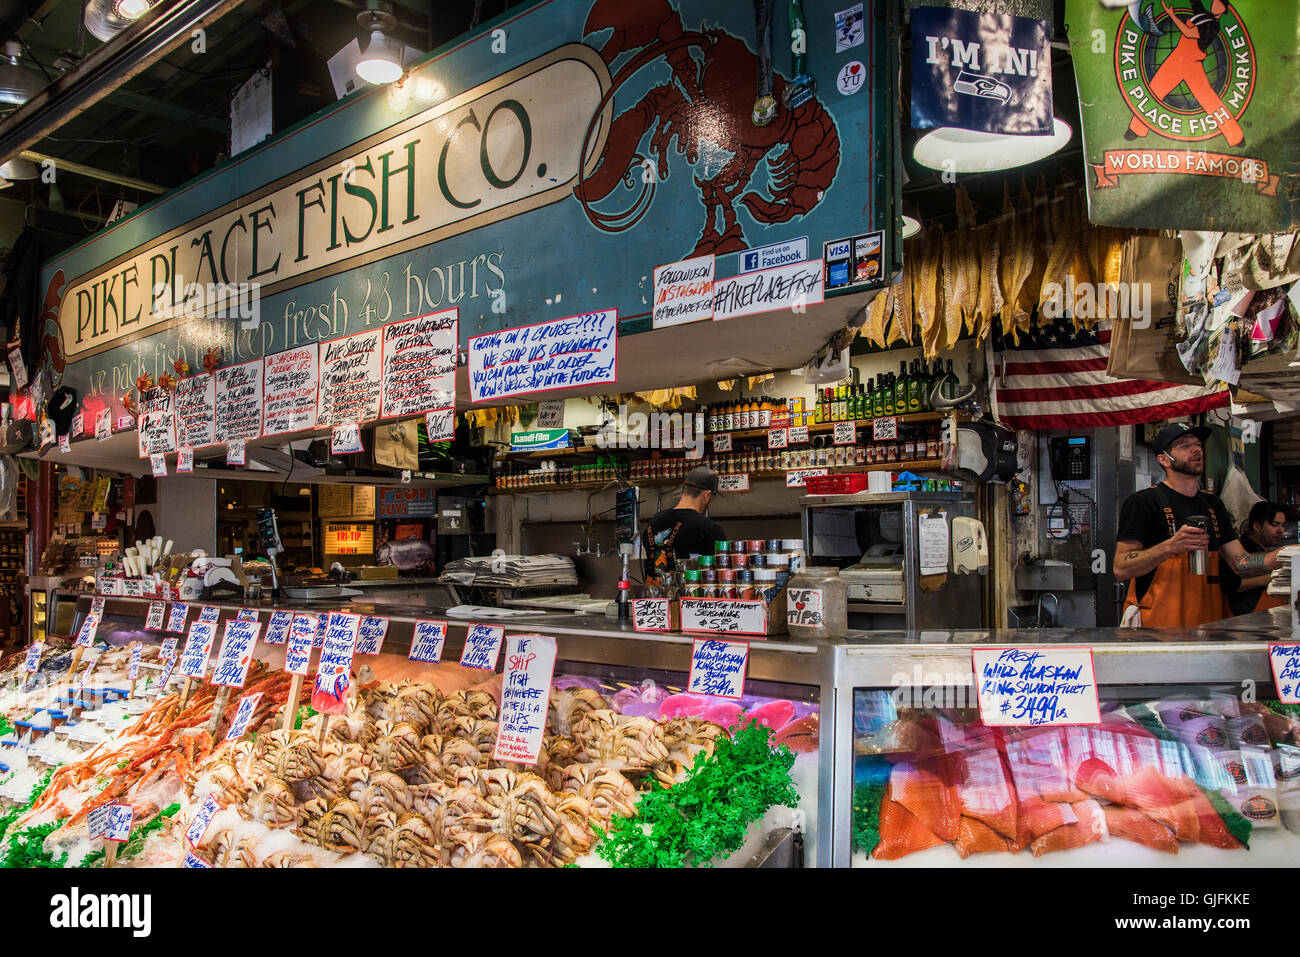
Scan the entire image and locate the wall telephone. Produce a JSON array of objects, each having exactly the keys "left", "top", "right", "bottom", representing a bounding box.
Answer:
[{"left": 1048, "top": 436, "right": 1091, "bottom": 482}]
